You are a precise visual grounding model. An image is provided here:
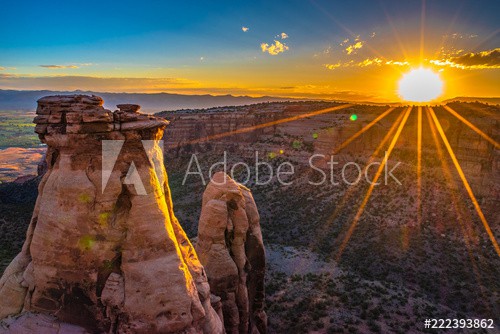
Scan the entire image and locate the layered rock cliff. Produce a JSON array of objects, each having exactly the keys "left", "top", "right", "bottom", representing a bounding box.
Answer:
[
  {"left": 160, "top": 103, "right": 498, "bottom": 198},
  {"left": 0, "top": 95, "right": 225, "bottom": 333}
]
